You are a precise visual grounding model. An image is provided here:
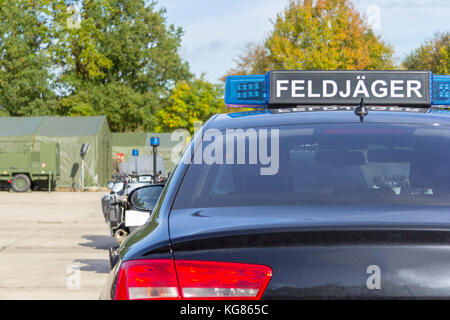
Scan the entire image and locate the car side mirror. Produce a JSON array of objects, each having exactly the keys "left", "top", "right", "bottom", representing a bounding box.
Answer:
[{"left": 128, "top": 185, "right": 165, "bottom": 212}]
